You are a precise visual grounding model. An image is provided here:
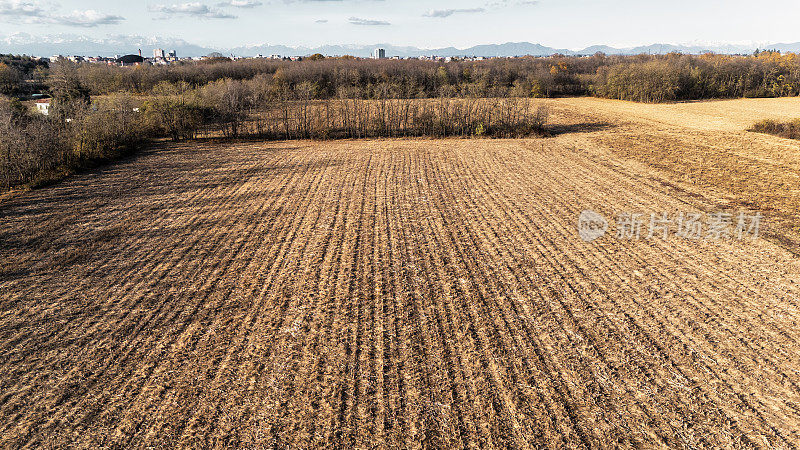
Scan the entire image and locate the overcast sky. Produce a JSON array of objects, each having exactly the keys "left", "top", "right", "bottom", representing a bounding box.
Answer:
[{"left": 1, "top": 0, "right": 799, "bottom": 50}]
